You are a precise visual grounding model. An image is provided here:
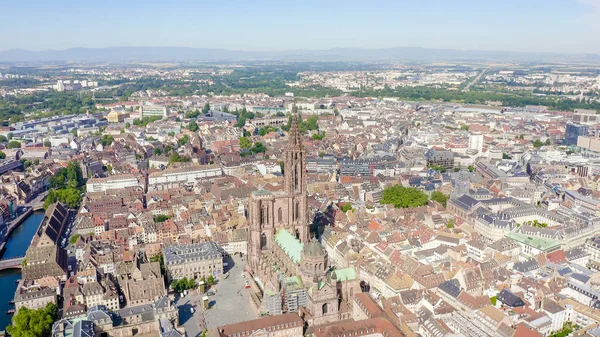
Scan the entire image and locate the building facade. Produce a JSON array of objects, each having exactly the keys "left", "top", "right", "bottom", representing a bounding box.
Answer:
[{"left": 163, "top": 241, "right": 223, "bottom": 282}]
